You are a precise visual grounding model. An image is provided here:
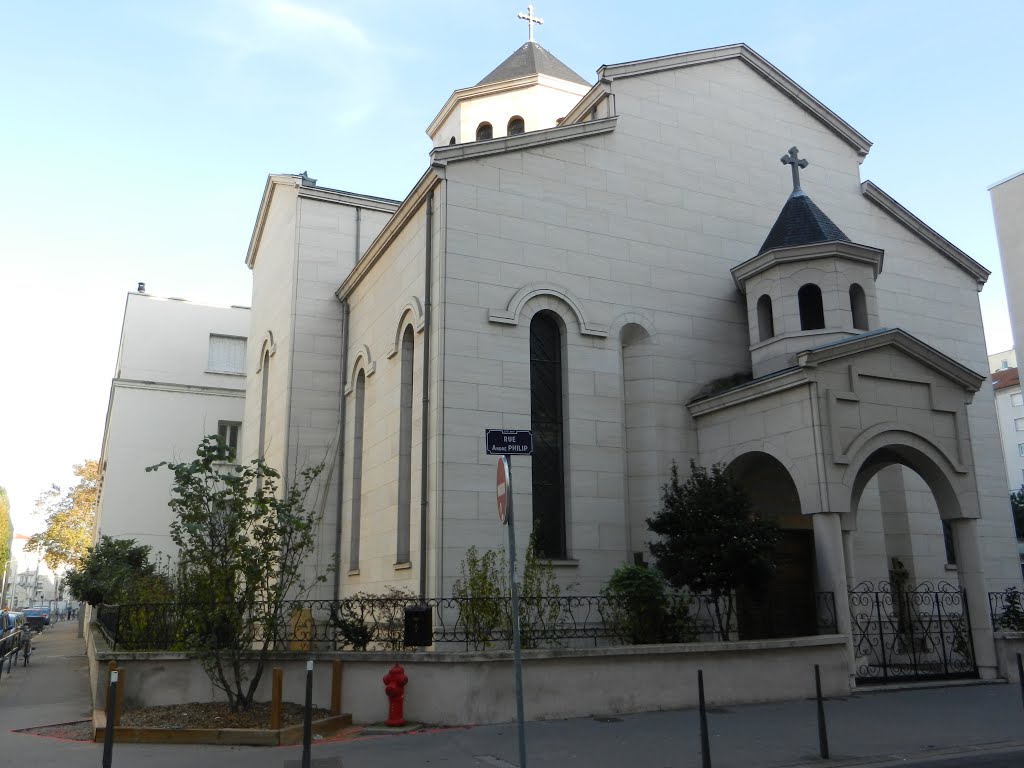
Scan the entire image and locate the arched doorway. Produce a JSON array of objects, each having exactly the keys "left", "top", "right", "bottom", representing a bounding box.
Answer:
[
  {"left": 846, "top": 443, "right": 977, "bottom": 682},
  {"left": 728, "top": 452, "right": 820, "bottom": 639}
]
